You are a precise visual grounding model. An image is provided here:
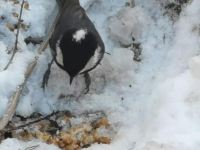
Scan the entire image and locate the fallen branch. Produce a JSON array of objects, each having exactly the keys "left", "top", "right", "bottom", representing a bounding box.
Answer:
[
  {"left": 37, "top": 10, "right": 60, "bottom": 54},
  {"left": 24, "top": 145, "right": 40, "bottom": 150},
  {"left": 6, "top": 111, "right": 59, "bottom": 132},
  {"left": 129, "top": 0, "right": 135, "bottom": 8},
  {"left": 0, "top": 59, "right": 37, "bottom": 131},
  {"left": 0, "top": 4, "right": 61, "bottom": 131},
  {"left": 3, "top": 0, "right": 25, "bottom": 70}
]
